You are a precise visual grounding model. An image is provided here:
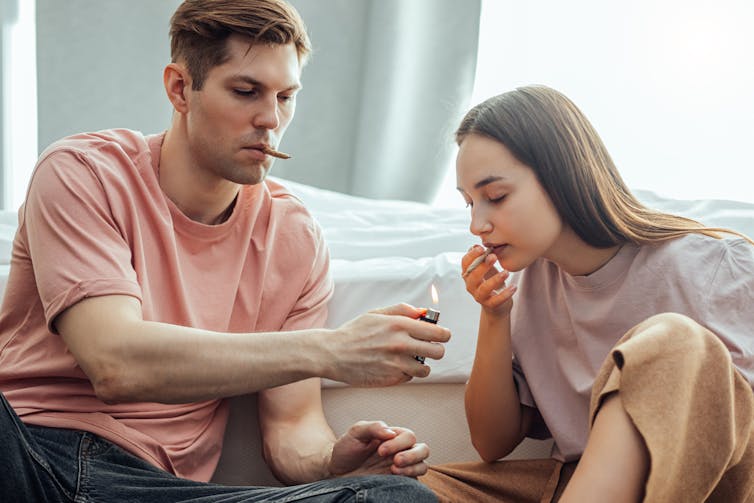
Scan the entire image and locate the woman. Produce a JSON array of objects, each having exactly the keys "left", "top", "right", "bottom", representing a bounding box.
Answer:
[{"left": 421, "top": 85, "right": 754, "bottom": 502}]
